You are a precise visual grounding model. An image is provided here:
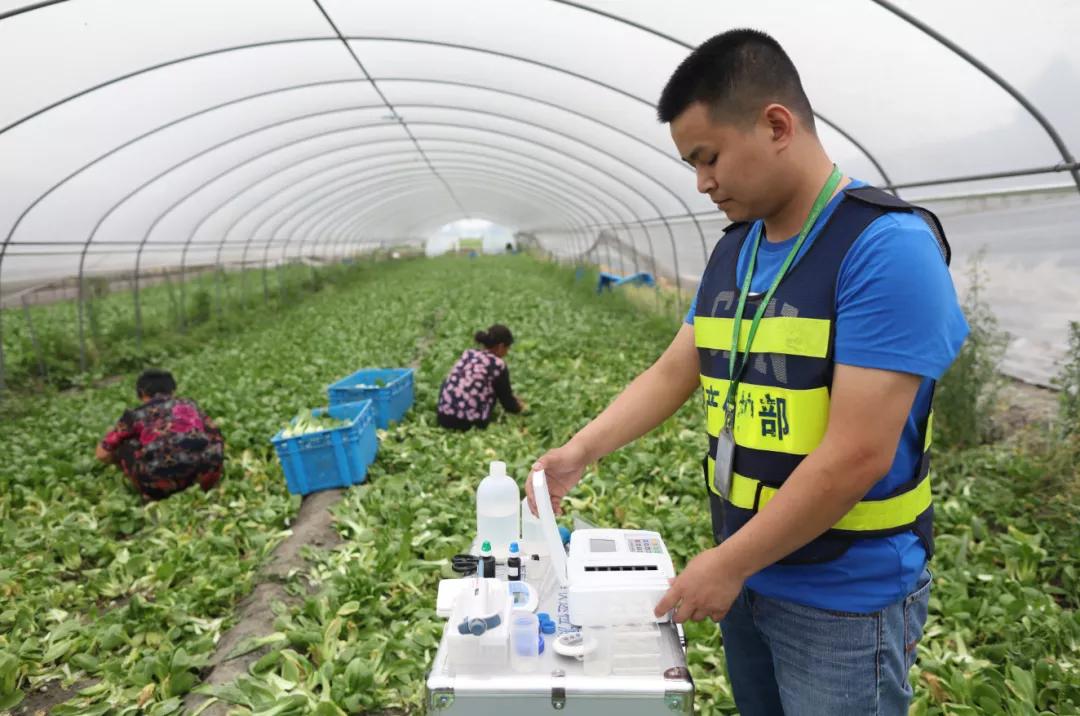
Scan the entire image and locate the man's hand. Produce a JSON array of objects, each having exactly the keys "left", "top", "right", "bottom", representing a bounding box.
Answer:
[
  {"left": 525, "top": 324, "right": 699, "bottom": 516},
  {"left": 526, "top": 440, "right": 590, "bottom": 516},
  {"left": 653, "top": 546, "right": 745, "bottom": 623}
]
